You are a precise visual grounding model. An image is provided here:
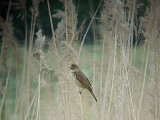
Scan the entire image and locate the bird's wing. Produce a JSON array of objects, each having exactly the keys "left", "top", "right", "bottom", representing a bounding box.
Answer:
[{"left": 75, "top": 71, "right": 92, "bottom": 89}]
